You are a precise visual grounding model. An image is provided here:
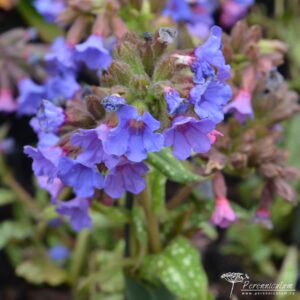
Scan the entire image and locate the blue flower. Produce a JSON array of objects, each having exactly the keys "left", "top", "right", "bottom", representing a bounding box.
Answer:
[
  {"left": 192, "top": 26, "right": 231, "bottom": 82},
  {"left": 190, "top": 79, "right": 232, "bottom": 124},
  {"left": 74, "top": 35, "right": 112, "bottom": 71},
  {"left": 104, "top": 160, "right": 148, "bottom": 198},
  {"left": 163, "top": 0, "right": 216, "bottom": 24},
  {"left": 103, "top": 105, "right": 164, "bottom": 162},
  {"left": 70, "top": 125, "right": 119, "bottom": 168},
  {"left": 17, "top": 78, "right": 45, "bottom": 116},
  {"left": 57, "top": 157, "right": 104, "bottom": 198},
  {"left": 56, "top": 197, "right": 92, "bottom": 231},
  {"left": 224, "top": 89, "right": 253, "bottom": 123},
  {"left": 37, "top": 100, "right": 65, "bottom": 133},
  {"left": 45, "top": 37, "right": 76, "bottom": 73},
  {"left": 24, "top": 145, "right": 62, "bottom": 180},
  {"left": 34, "top": 0, "right": 65, "bottom": 23},
  {"left": 45, "top": 71, "right": 80, "bottom": 102},
  {"left": 163, "top": 116, "right": 214, "bottom": 160},
  {"left": 48, "top": 245, "right": 69, "bottom": 263},
  {"left": 220, "top": 0, "right": 255, "bottom": 28},
  {"left": 164, "top": 88, "right": 189, "bottom": 116}
]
